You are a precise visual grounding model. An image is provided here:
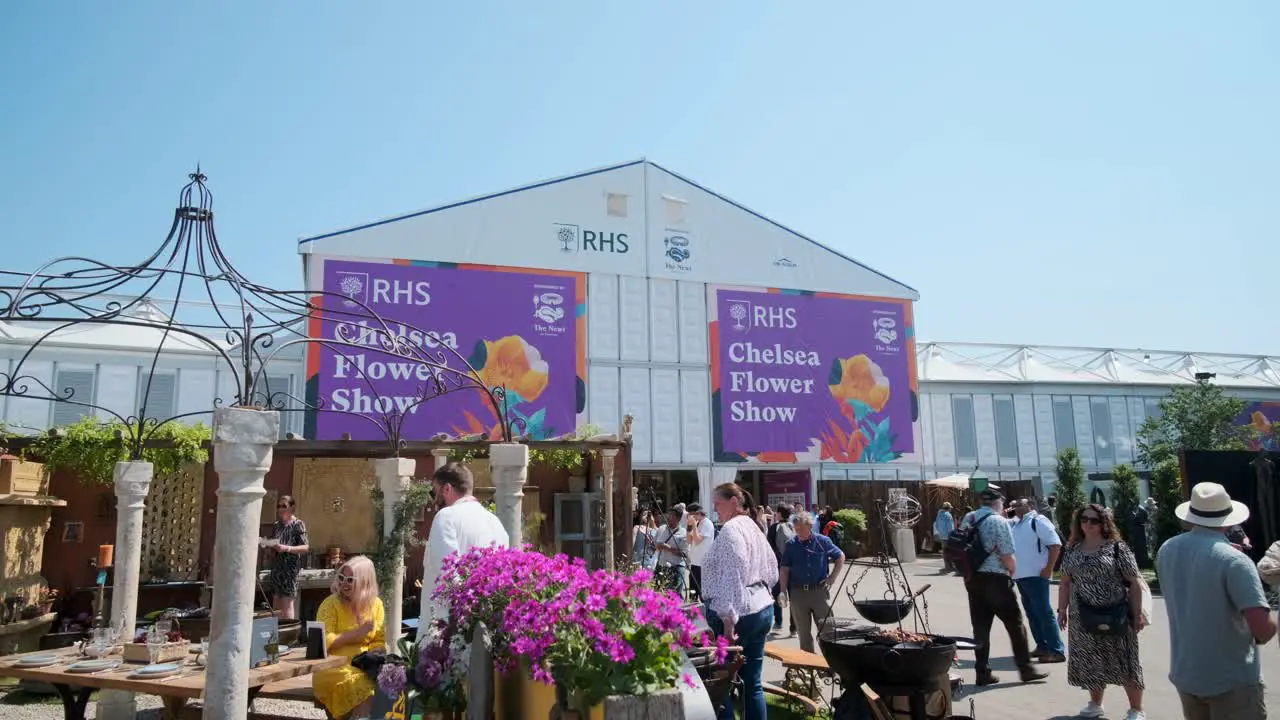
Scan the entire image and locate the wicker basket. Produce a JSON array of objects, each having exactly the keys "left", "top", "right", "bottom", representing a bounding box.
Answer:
[{"left": 123, "top": 640, "right": 189, "bottom": 664}]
